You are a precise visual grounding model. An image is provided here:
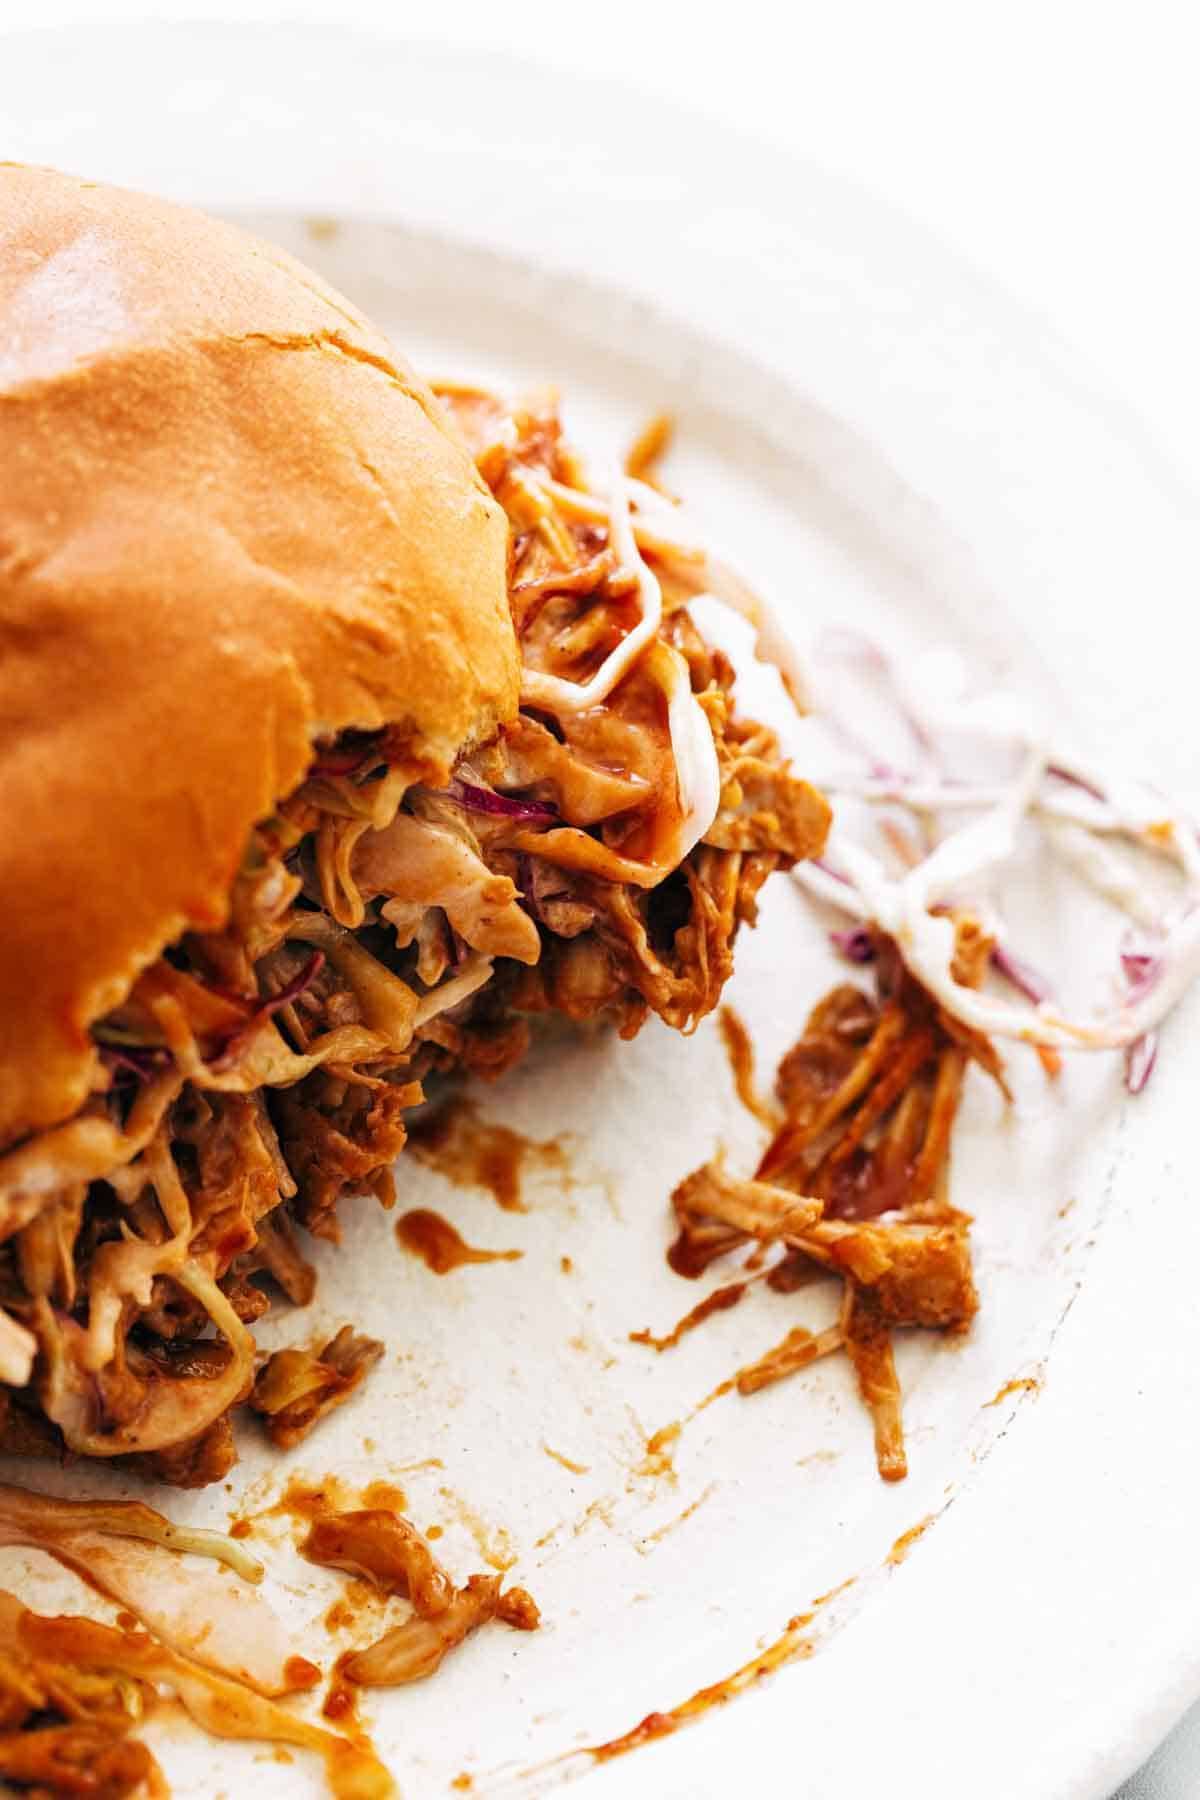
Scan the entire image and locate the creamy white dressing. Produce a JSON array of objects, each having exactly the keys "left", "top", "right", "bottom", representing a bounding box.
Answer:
[
  {"left": 519, "top": 470, "right": 665, "bottom": 715},
  {"left": 797, "top": 631, "right": 1200, "bottom": 1061},
  {"left": 1041, "top": 819, "right": 1164, "bottom": 932},
  {"left": 518, "top": 469, "right": 723, "bottom": 861},
  {"left": 541, "top": 475, "right": 707, "bottom": 563},
  {"left": 534, "top": 460, "right": 811, "bottom": 710},
  {"left": 611, "top": 474, "right": 813, "bottom": 710},
  {"left": 517, "top": 433, "right": 1197, "bottom": 1065},
  {"left": 647, "top": 644, "right": 723, "bottom": 867},
  {"left": 695, "top": 556, "right": 814, "bottom": 711}
]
